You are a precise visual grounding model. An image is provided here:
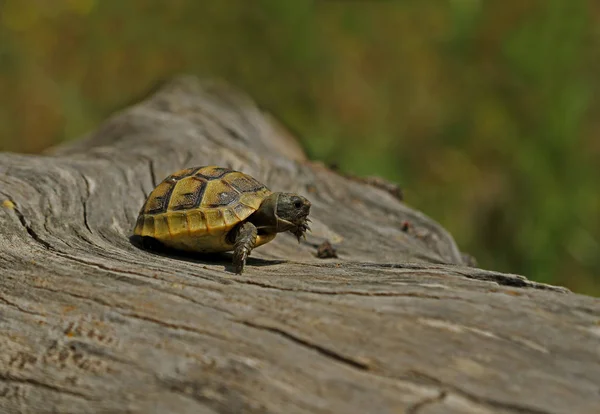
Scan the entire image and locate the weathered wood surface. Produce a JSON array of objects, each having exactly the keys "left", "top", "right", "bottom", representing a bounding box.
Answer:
[{"left": 0, "top": 76, "right": 599, "bottom": 414}]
